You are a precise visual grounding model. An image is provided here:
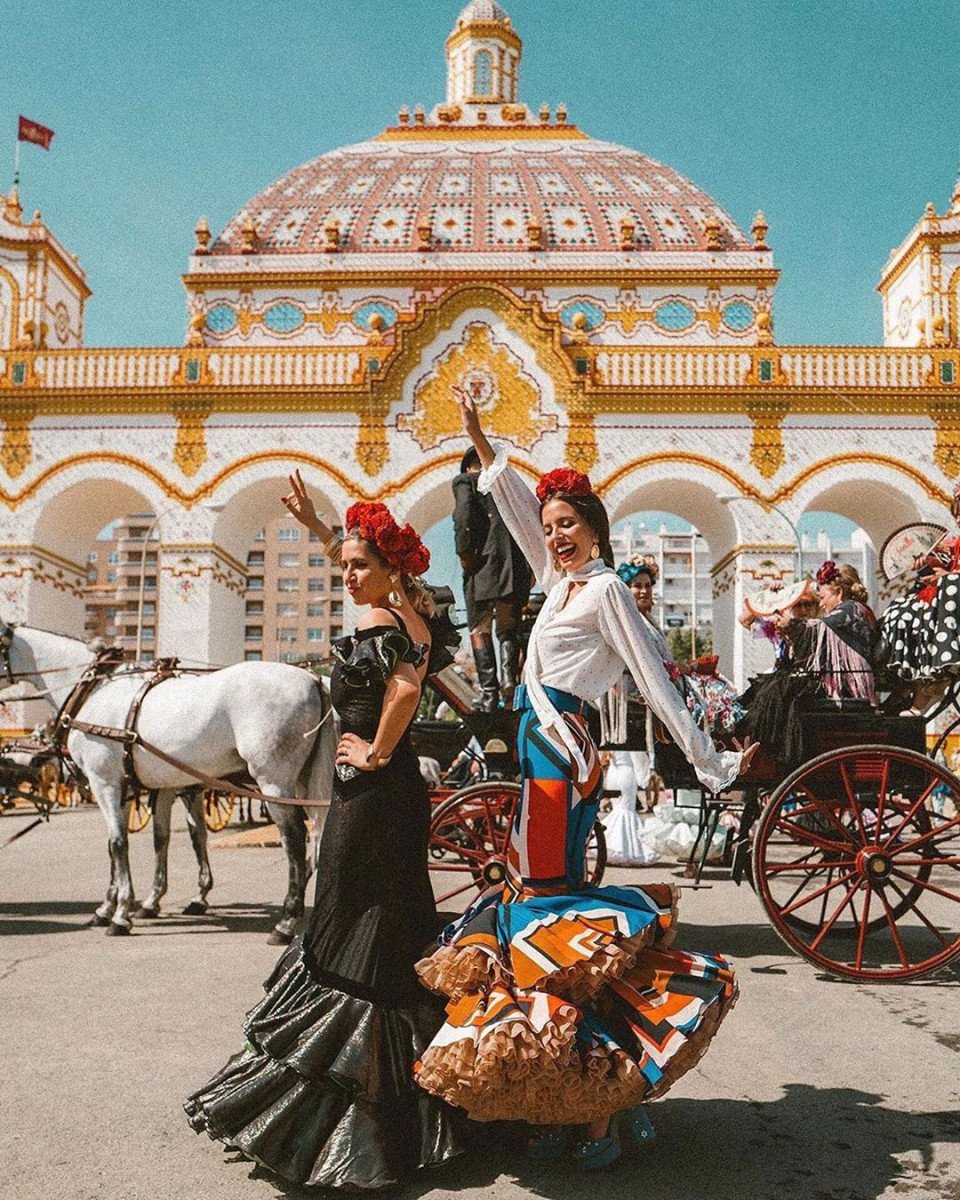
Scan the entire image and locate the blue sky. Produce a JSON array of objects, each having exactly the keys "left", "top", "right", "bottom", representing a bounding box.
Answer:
[{"left": 4, "top": 0, "right": 959, "bottom": 349}]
